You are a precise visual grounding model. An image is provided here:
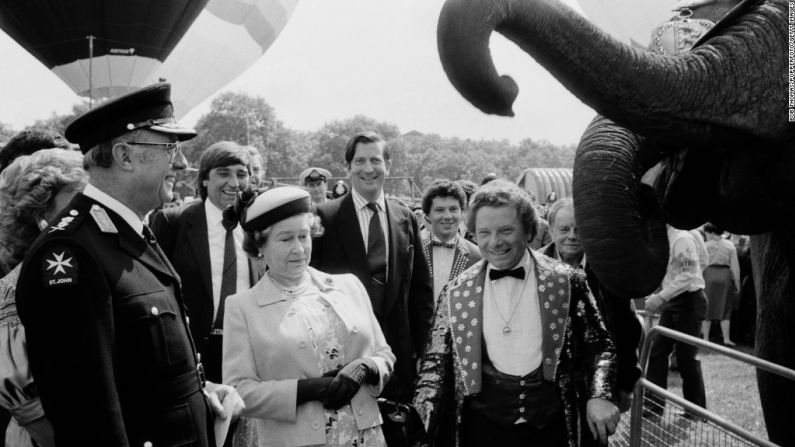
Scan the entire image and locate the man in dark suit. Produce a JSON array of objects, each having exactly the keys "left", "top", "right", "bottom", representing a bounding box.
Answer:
[
  {"left": 540, "top": 198, "right": 641, "bottom": 419},
  {"left": 310, "top": 131, "right": 434, "bottom": 446},
  {"left": 151, "top": 141, "right": 261, "bottom": 384},
  {"left": 15, "top": 83, "right": 242, "bottom": 446}
]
